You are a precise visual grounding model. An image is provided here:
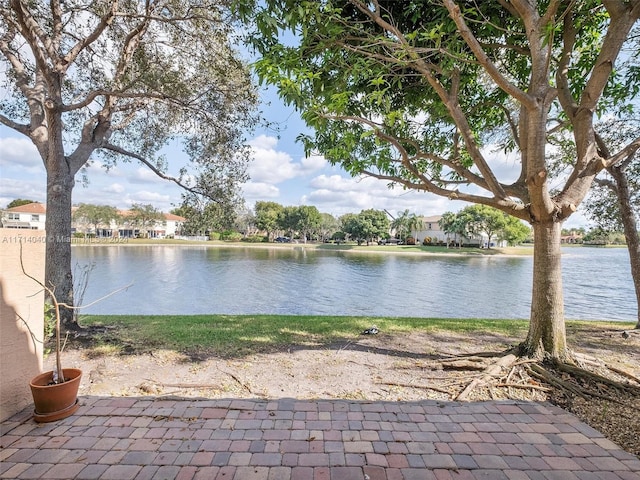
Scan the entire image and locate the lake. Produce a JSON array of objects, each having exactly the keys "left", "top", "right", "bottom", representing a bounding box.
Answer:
[{"left": 72, "top": 245, "right": 636, "bottom": 321}]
